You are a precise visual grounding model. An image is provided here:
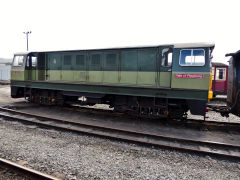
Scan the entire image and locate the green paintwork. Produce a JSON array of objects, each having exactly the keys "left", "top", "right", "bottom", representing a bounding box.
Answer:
[
  {"left": 73, "top": 71, "right": 87, "bottom": 82},
  {"left": 11, "top": 70, "right": 25, "bottom": 81},
  {"left": 119, "top": 71, "right": 137, "bottom": 84},
  {"left": 20, "top": 70, "right": 172, "bottom": 87},
  {"left": 137, "top": 72, "right": 155, "bottom": 85},
  {"left": 11, "top": 44, "right": 215, "bottom": 103},
  {"left": 89, "top": 71, "right": 103, "bottom": 83},
  {"left": 26, "top": 70, "right": 37, "bottom": 80},
  {"left": 61, "top": 71, "right": 73, "bottom": 81},
  {"left": 171, "top": 72, "right": 210, "bottom": 90},
  {"left": 160, "top": 72, "right": 171, "bottom": 87},
  {"left": 103, "top": 71, "right": 119, "bottom": 84},
  {"left": 11, "top": 80, "right": 208, "bottom": 101},
  {"left": 48, "top": 70, "right": 61, "bottom": 81}
]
